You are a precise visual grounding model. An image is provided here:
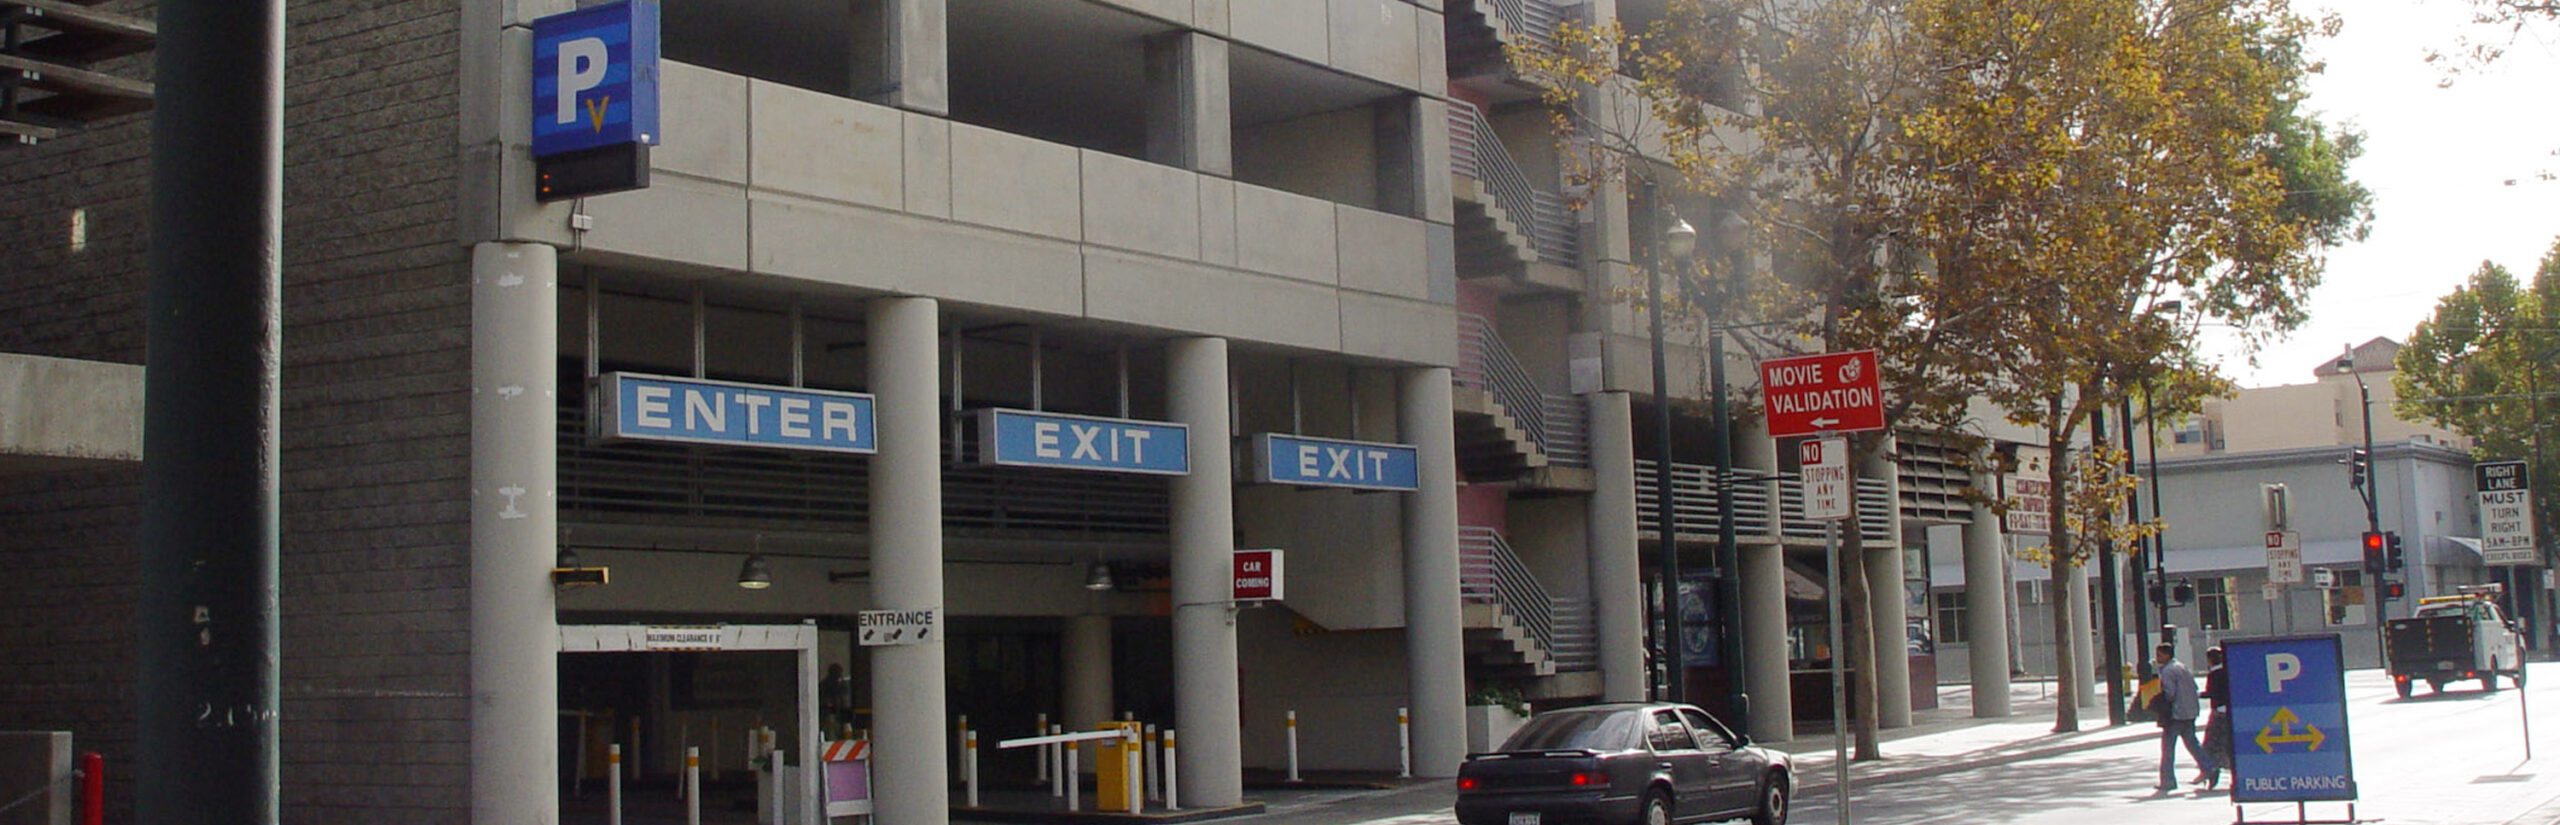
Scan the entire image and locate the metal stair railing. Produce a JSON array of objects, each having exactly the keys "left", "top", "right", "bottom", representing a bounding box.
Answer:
[
  {"left": 1455, "top": 313, "right": 1589, "bottom": 467},
  {"left": 1485, "top": 0, "right": 1582, "bottom": 52},
  {"left": 1447, "top": 99, "right": 1580, "bottom": 265},
  {"left": 1548, "top": 596, "right": 1600, "bottom": 671},
  {"left": 1460, "top": 526, "right": 1560, "bottom": 662}
]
